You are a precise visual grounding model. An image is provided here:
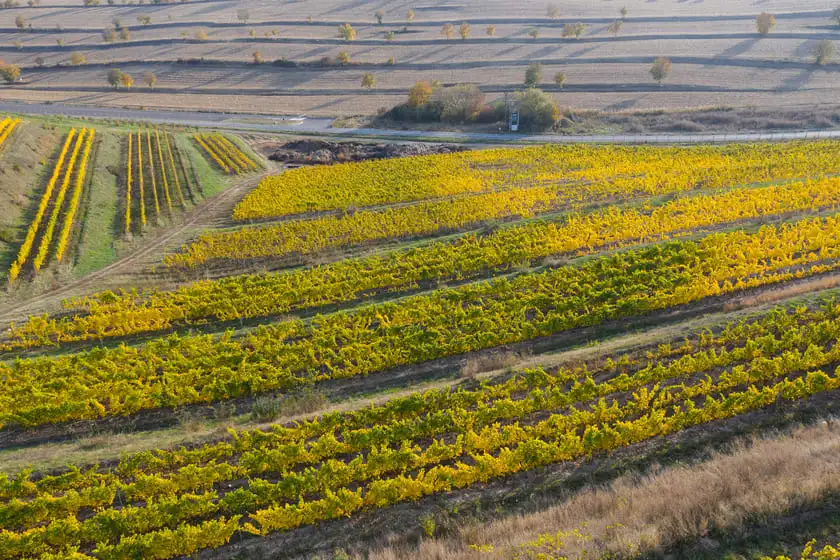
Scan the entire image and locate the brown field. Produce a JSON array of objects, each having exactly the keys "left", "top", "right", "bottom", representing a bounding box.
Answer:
[{"left": 0, "top": 0, "right": 835, "bottom": 115}]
